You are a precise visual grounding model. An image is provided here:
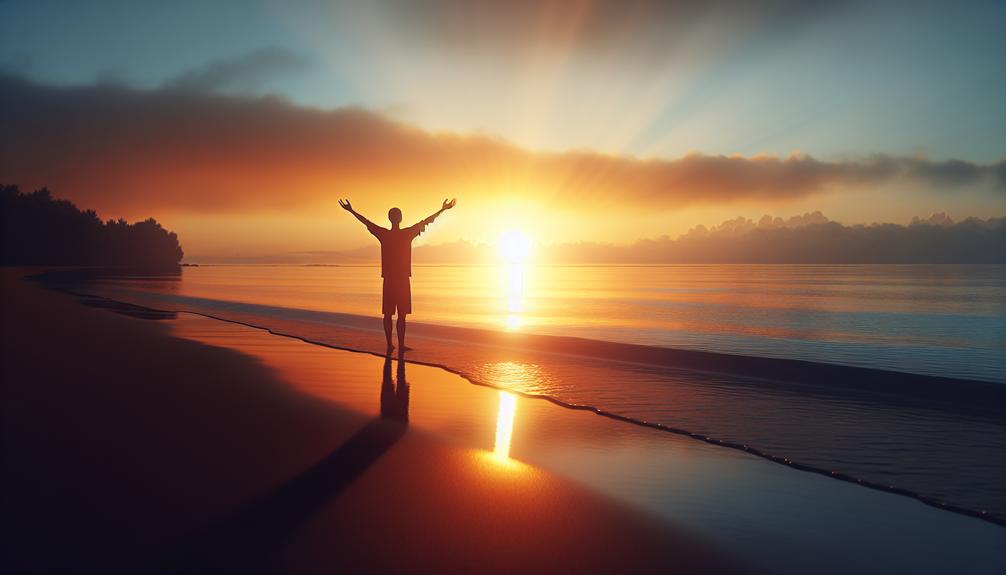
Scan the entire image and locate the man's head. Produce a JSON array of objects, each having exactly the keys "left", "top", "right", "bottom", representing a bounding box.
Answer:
[{"left": 388, "top": 207, "right": 402, "bottom": 226}]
